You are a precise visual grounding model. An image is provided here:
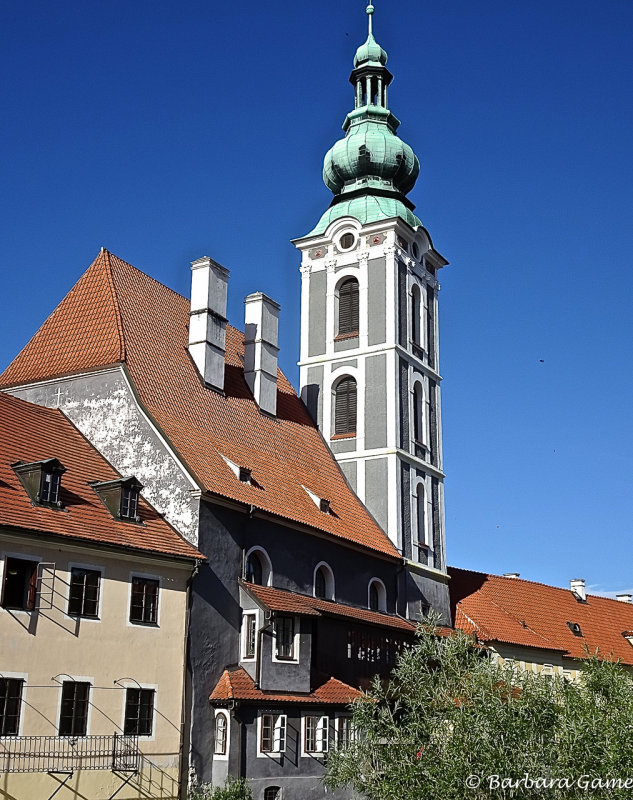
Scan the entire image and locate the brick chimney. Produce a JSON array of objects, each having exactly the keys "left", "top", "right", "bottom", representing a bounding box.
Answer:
[
  {"left": 244, "top": 292, "right": 280, "bottom": 416},
  {"left": 188, "top": 257, "right": 229, "bottom": 392}
]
